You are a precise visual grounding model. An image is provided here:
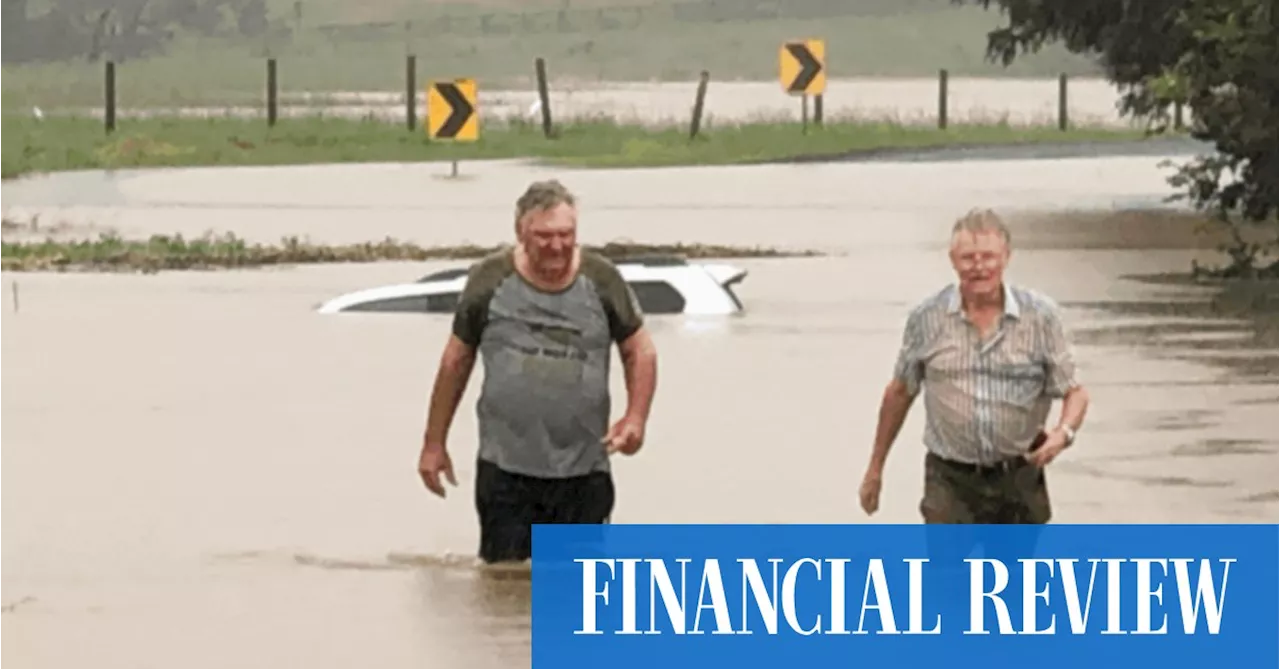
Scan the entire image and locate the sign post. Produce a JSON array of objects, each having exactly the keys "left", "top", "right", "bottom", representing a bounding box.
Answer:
[
  {"left": 779, "top": 39, "right": 825, "bottom": 131},
  {"left": 426, "top": 78, "right": 479, "bottom": 177}
]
